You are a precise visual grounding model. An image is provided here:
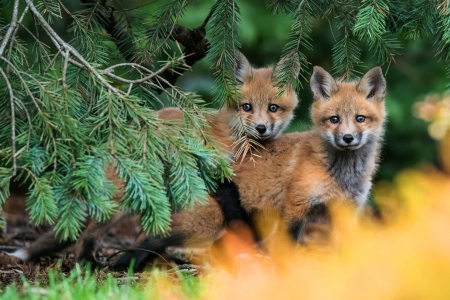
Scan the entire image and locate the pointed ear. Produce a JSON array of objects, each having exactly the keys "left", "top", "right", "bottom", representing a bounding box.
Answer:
[
  {"left": 310, "top": 66, "right": 338, "bottom": 100},
  {"left": 234, "top": 52, "right": 252, "bottom": 83},
  {"left": 357, "top": 67, "right": 386, "bottom": 101}
]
